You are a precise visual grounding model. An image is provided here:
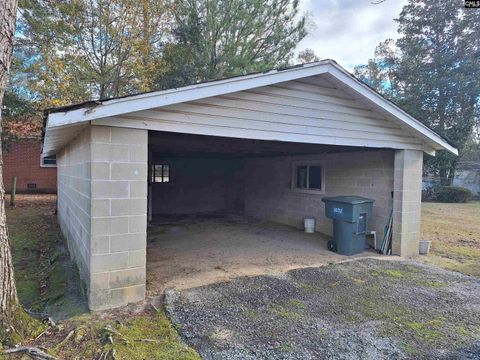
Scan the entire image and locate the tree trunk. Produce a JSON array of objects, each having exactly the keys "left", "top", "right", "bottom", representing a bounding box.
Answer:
[
  {"left": 0, "top": 0, "right": 19, "bottom": 339},
  {"left": 447, "top": 161, "right": 457, "bottom": 186},
  {"left": 439, "top": 168, "right": 449, "bottom": 186}
]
